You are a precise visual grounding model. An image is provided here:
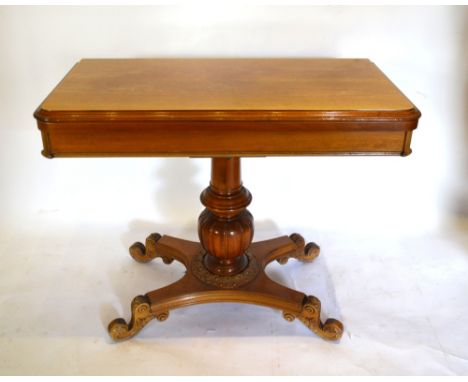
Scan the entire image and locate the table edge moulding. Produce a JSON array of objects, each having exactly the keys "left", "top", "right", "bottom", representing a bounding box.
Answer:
[
  {"left": 34, "top": 58, "right": 420, "bottom": 159},
  {"left": 33, "top": 58, "right": 421, "bottom": 342}
]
